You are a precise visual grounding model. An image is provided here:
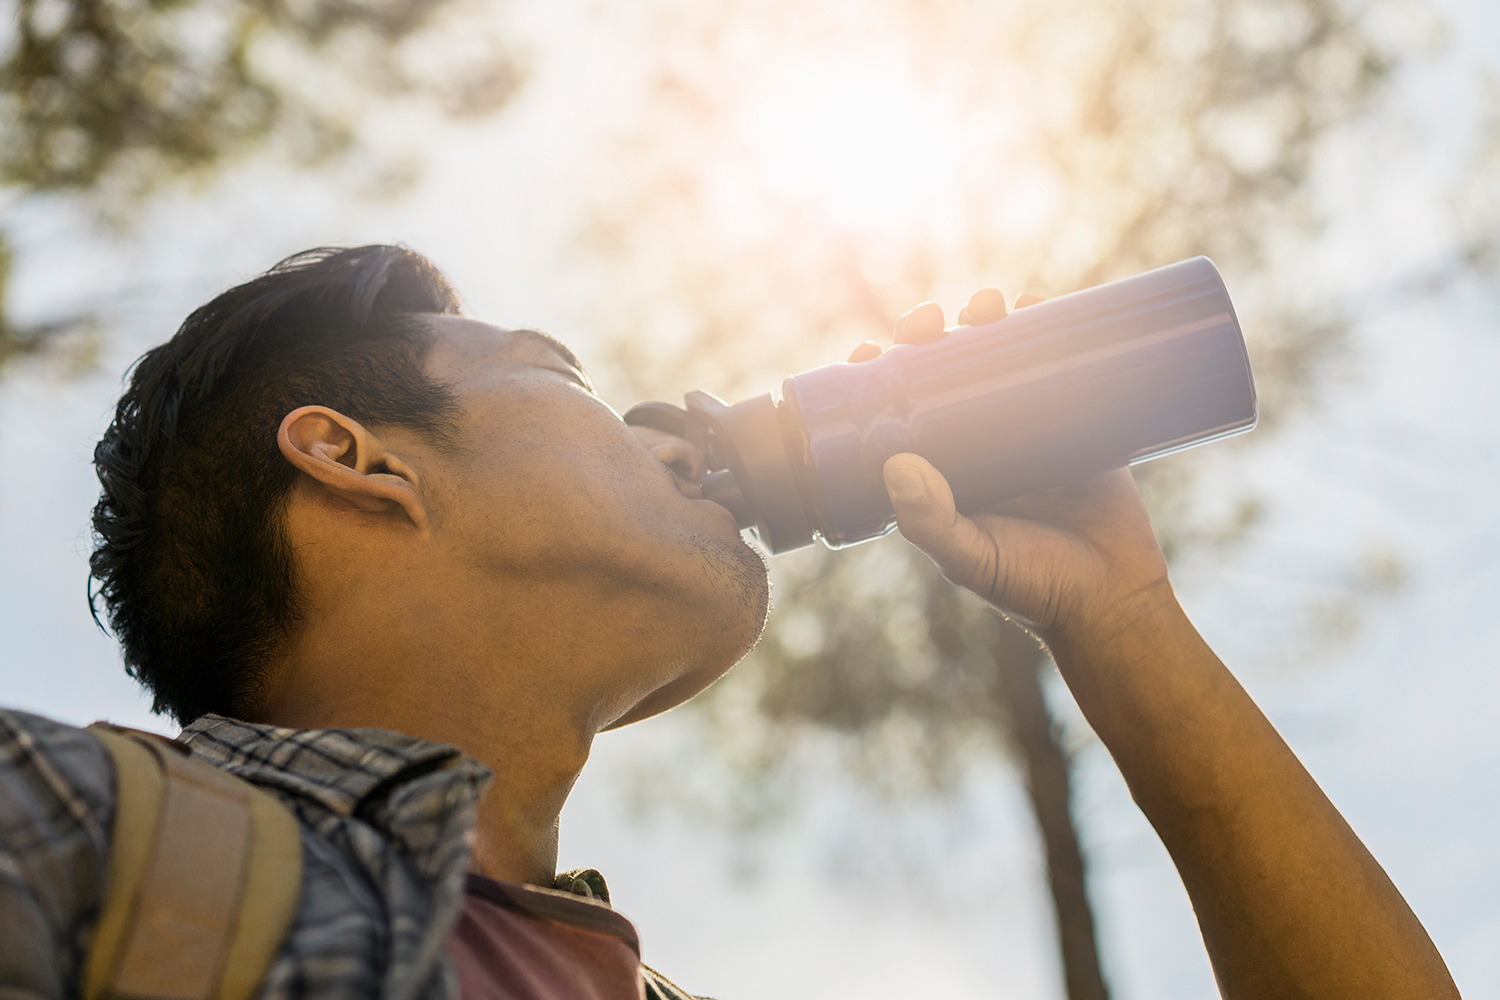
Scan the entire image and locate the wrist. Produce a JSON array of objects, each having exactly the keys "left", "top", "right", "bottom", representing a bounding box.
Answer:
[
  {"left": 1041, "top": 574, "right": 1187, "bottom": 667},
  {"left": 1037, "top": 575, "right": 1234, "bottom": 784}
]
